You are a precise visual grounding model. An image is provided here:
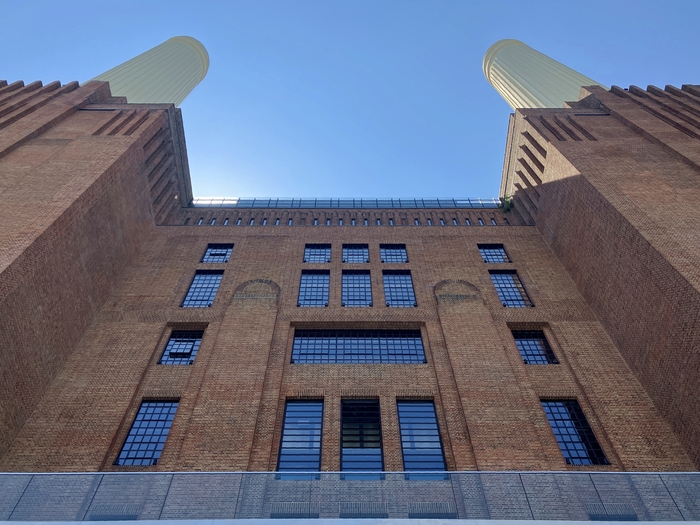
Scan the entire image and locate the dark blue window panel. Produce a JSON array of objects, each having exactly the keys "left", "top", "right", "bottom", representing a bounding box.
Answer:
[
  {"left": 115, "top": 401, "right": 178, "bottom": 466},
  {"left": 292, "top": 330, "right": 426, "bottom": 364},
  {"left": 542, "top": 400, "right": 609, "bottom": 466},
  {"left": 181, "top": 270, "right": 223, "bottom": 308},
  {"left": 383, "top": 270, "right": 417, "bottom": 307},
  {"left": 478, "top": 244, "right": 510, "bottom": 263},
  {"left": 342, "top": 244, "right": 369, "bottom": 263},
  {"left": 159, "top": 330, "right": 203, "bottom": 365},
  {"left": 397, "top": 401, "right": 446, "bottom": 472},
  {"left": 342, "top": 271, "right": 372, "bottom": 307},
  {"left": 380, "top": 244, "right": 408, "bottom": 263},
  {"left": 201, "top": 243, "right": 233, "bottom": 263},
  {"left": 298, "top": 270, "right": 329, "bottom": 307},
  {"left": 489, "top": 270, "right": 533, "bottom": 307},
  {"left": 277, "top": 400, "right": 323, "bottom": 472},
  {"left": 304, "top": 244, "right": 331, "bottom": 263},
  {"left": 342, "top": 400, "right": 383, "bottom": 473},
  {"left": 513, "top": 330, "right": 558, "bottom": 364}
]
